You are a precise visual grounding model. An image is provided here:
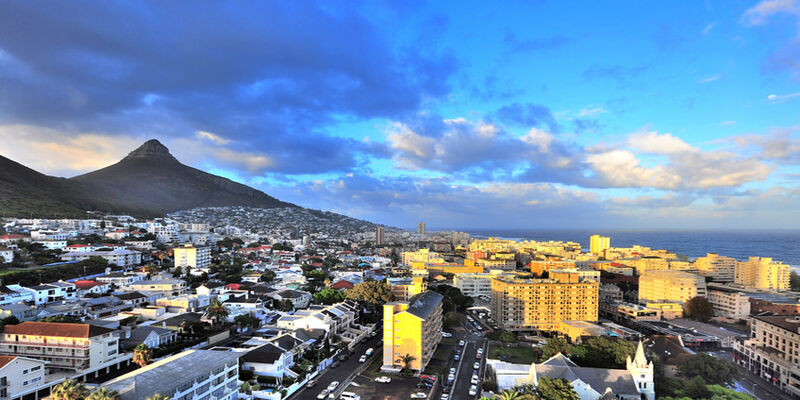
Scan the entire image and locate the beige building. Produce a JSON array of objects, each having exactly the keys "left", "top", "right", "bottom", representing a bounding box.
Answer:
[
  {"left": 401, "top": 249, "right": 444, "bottom": 266},
  {"left": 382, "top": 291, "right": 444, "bottom": 372},
  {"left": 706, "top": 284, "right": 751, "bottom": 319},
  {"left": 0, "top": 322, "right": 122, "bottom": 372},
  {"left": 589, "top": 235, "right": 610, "bottom": 255},
  {"left": 387, "top": 277, "right": 426, "bottom": 301},
  {"left": 733, "top": 315, "right": 800, "bottom": 398},
  {"left": 490, "top": 270, "right": 599, "bottom": 332},
  {"left": 693, "top": 253, "right": 736, "bottom": 282},
  {"left": 735, "top": 257, "right": 790, "bottom": 291},
  {"left": 638, "top": 270, "right": 706, "bottom": 305},
  {"left": 172, "top": 244, "right": 211, "bottom": 272}
]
